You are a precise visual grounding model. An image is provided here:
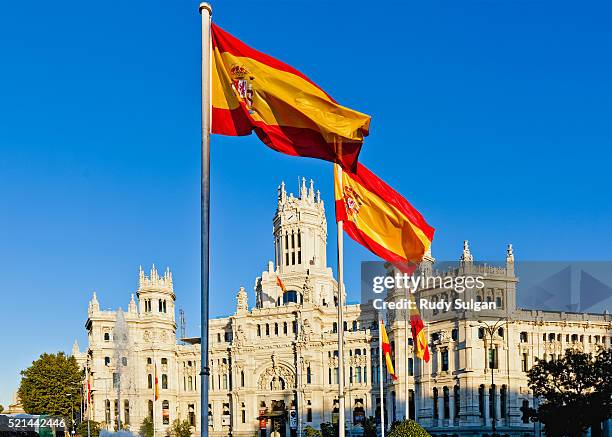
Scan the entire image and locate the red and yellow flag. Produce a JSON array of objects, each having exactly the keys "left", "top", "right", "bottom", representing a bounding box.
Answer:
[
  {"left": 276, "top": 276, "right": 286, "bottom": 292},
  {"left": 380, "top": 320, "right": 397, "bottom": 380},
  {"left": 211, "top": 24, "right": 371, "bottom": 170},
  {"left": 410, "top": 303, "right": 430, "bottom": 362},
  {"left": 334, "top": 164, "right": 435, "bottom": 264},
  {"left": 154, "top": 364, "right": 159, "bottom": 401}
]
